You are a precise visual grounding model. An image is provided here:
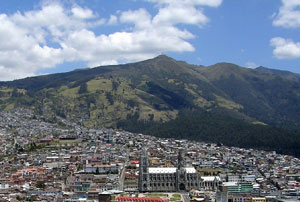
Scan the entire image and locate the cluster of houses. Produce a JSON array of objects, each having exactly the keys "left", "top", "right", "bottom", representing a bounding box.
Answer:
[{"left": 0, "top": 109, "right": 299, "bottom": 201}]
